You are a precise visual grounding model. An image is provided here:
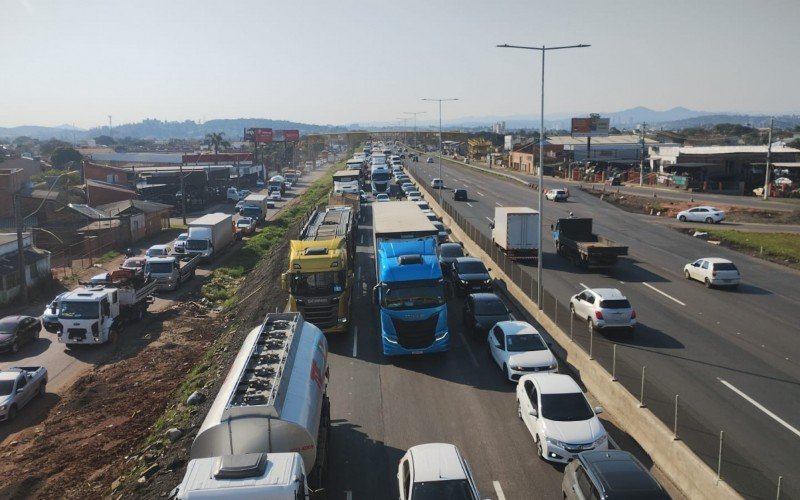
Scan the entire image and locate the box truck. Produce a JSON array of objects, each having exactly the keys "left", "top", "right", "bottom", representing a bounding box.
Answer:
[
  {"left": 241, "top": 194, "right": 269, "bottom": 224},
  {"left": 491, "top": 207, "right": 540, "bottom": 261},
  {"left": 186, "top": 213, "right": 234, "bottom": 261}
]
